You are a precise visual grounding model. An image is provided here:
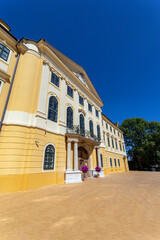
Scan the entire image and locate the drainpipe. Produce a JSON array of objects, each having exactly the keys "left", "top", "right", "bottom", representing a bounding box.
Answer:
[{"left": 0, "top": 50, "right": 20, "bottom": 131}]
